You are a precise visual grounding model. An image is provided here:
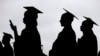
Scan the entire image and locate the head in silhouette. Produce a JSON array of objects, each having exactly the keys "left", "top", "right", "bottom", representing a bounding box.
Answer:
[
  {"left": 81, "top": 16, "right": 98, "bottom": 32},
  {"left": 60, "top": 8, "right": 78, "bottom": 27},
  {"left": 23, "top": 6, "right": 42, "bottom": 26},
  {"left": 2, "top": 32, "right": 13, "bottom": 46}
]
